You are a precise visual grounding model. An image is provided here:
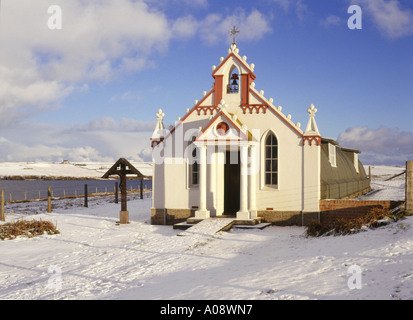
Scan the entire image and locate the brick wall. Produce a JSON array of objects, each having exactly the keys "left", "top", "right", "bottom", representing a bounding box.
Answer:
[
  {"left": 320, "top": 199, "right": 402, "bottom": 225},
  {"left": 257, "top": 211, "right": 318, "bottom": 226},
  {"left": 151, "top": 208, "right": 193, "bottom": 225}
]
